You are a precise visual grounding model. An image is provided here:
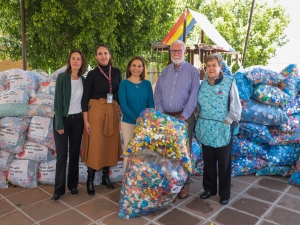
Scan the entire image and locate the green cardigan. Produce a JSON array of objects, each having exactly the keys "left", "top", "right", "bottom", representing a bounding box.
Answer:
[{"left": 54, "top": 72, "right": 85, "bottom": 130}]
